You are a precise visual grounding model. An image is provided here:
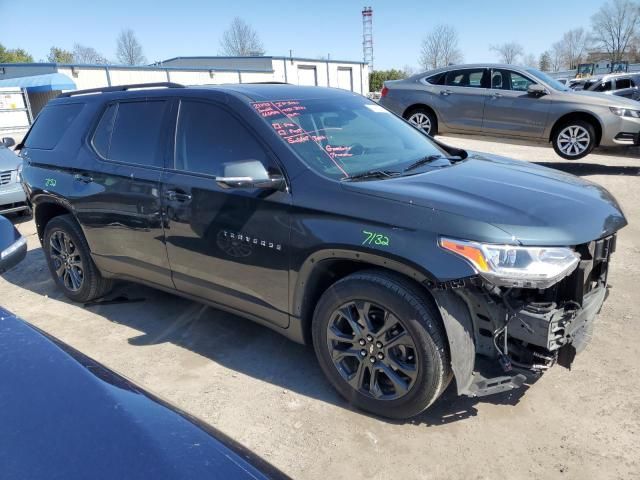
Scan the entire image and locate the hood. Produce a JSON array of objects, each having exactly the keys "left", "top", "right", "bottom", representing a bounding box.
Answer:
[
  {"left": 0, "top": 146, "right": 21, "bottom": 171},
  {"left": 0, "top": 310, "right": 275, "bottom": 480},
  {"left": 561, "top": 89, "right": 640, "bottom": 108},
  {"left": 342, "top": 153, "right": 627, "bottom": 245}
]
